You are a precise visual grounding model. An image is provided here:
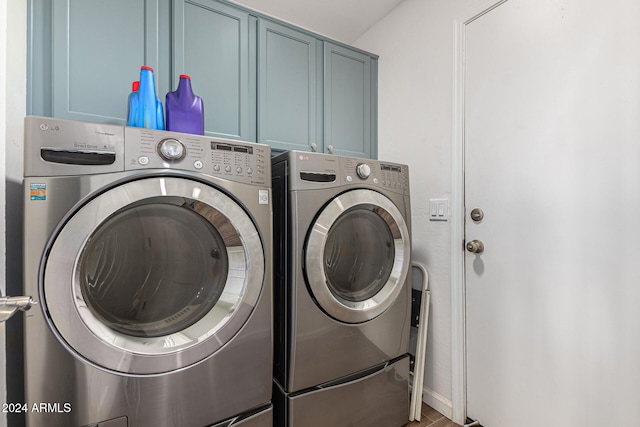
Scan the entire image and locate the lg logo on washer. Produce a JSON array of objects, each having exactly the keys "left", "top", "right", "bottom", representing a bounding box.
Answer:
[{"left": 39, "top": 123, "right": 59, "bottom": 131}]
